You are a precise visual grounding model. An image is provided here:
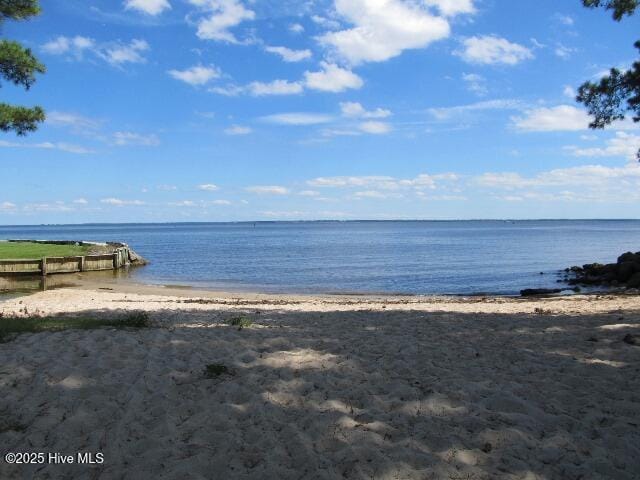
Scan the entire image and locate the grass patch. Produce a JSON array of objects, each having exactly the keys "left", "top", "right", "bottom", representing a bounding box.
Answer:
[
  {"left": 0, "top": 311, "right": 150, "bottom": 342},
  {"left": 0, "top": 242, "right": 89, "bottom": 259},
  {"left": 227, "top": 316, "right": 253, "bottom": 330},
  {"left": 204, "top": 364, "right": 230, "bottom": 378}
]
